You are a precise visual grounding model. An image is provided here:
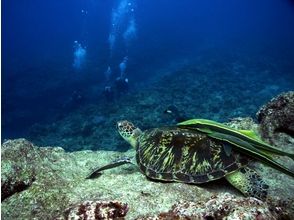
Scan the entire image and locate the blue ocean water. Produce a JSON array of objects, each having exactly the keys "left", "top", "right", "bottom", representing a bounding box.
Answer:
[{"left": 2, "top": 0, "right": 294, "bottom": 150}]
